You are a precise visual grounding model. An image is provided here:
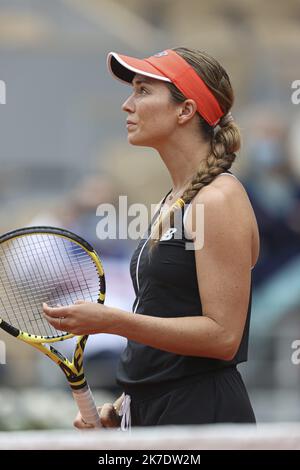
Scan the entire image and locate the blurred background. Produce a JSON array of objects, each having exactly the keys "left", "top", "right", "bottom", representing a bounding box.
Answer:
[{"left": 0, "top": 0, "right": 300, "bottom": 430}]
